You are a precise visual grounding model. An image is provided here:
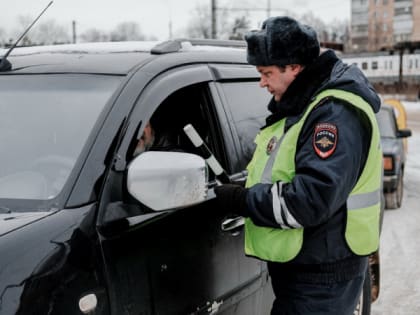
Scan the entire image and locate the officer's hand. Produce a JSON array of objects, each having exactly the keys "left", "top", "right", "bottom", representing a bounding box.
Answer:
[{"left": 214, "top": 184, "right": 249, "bottom": 217}]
